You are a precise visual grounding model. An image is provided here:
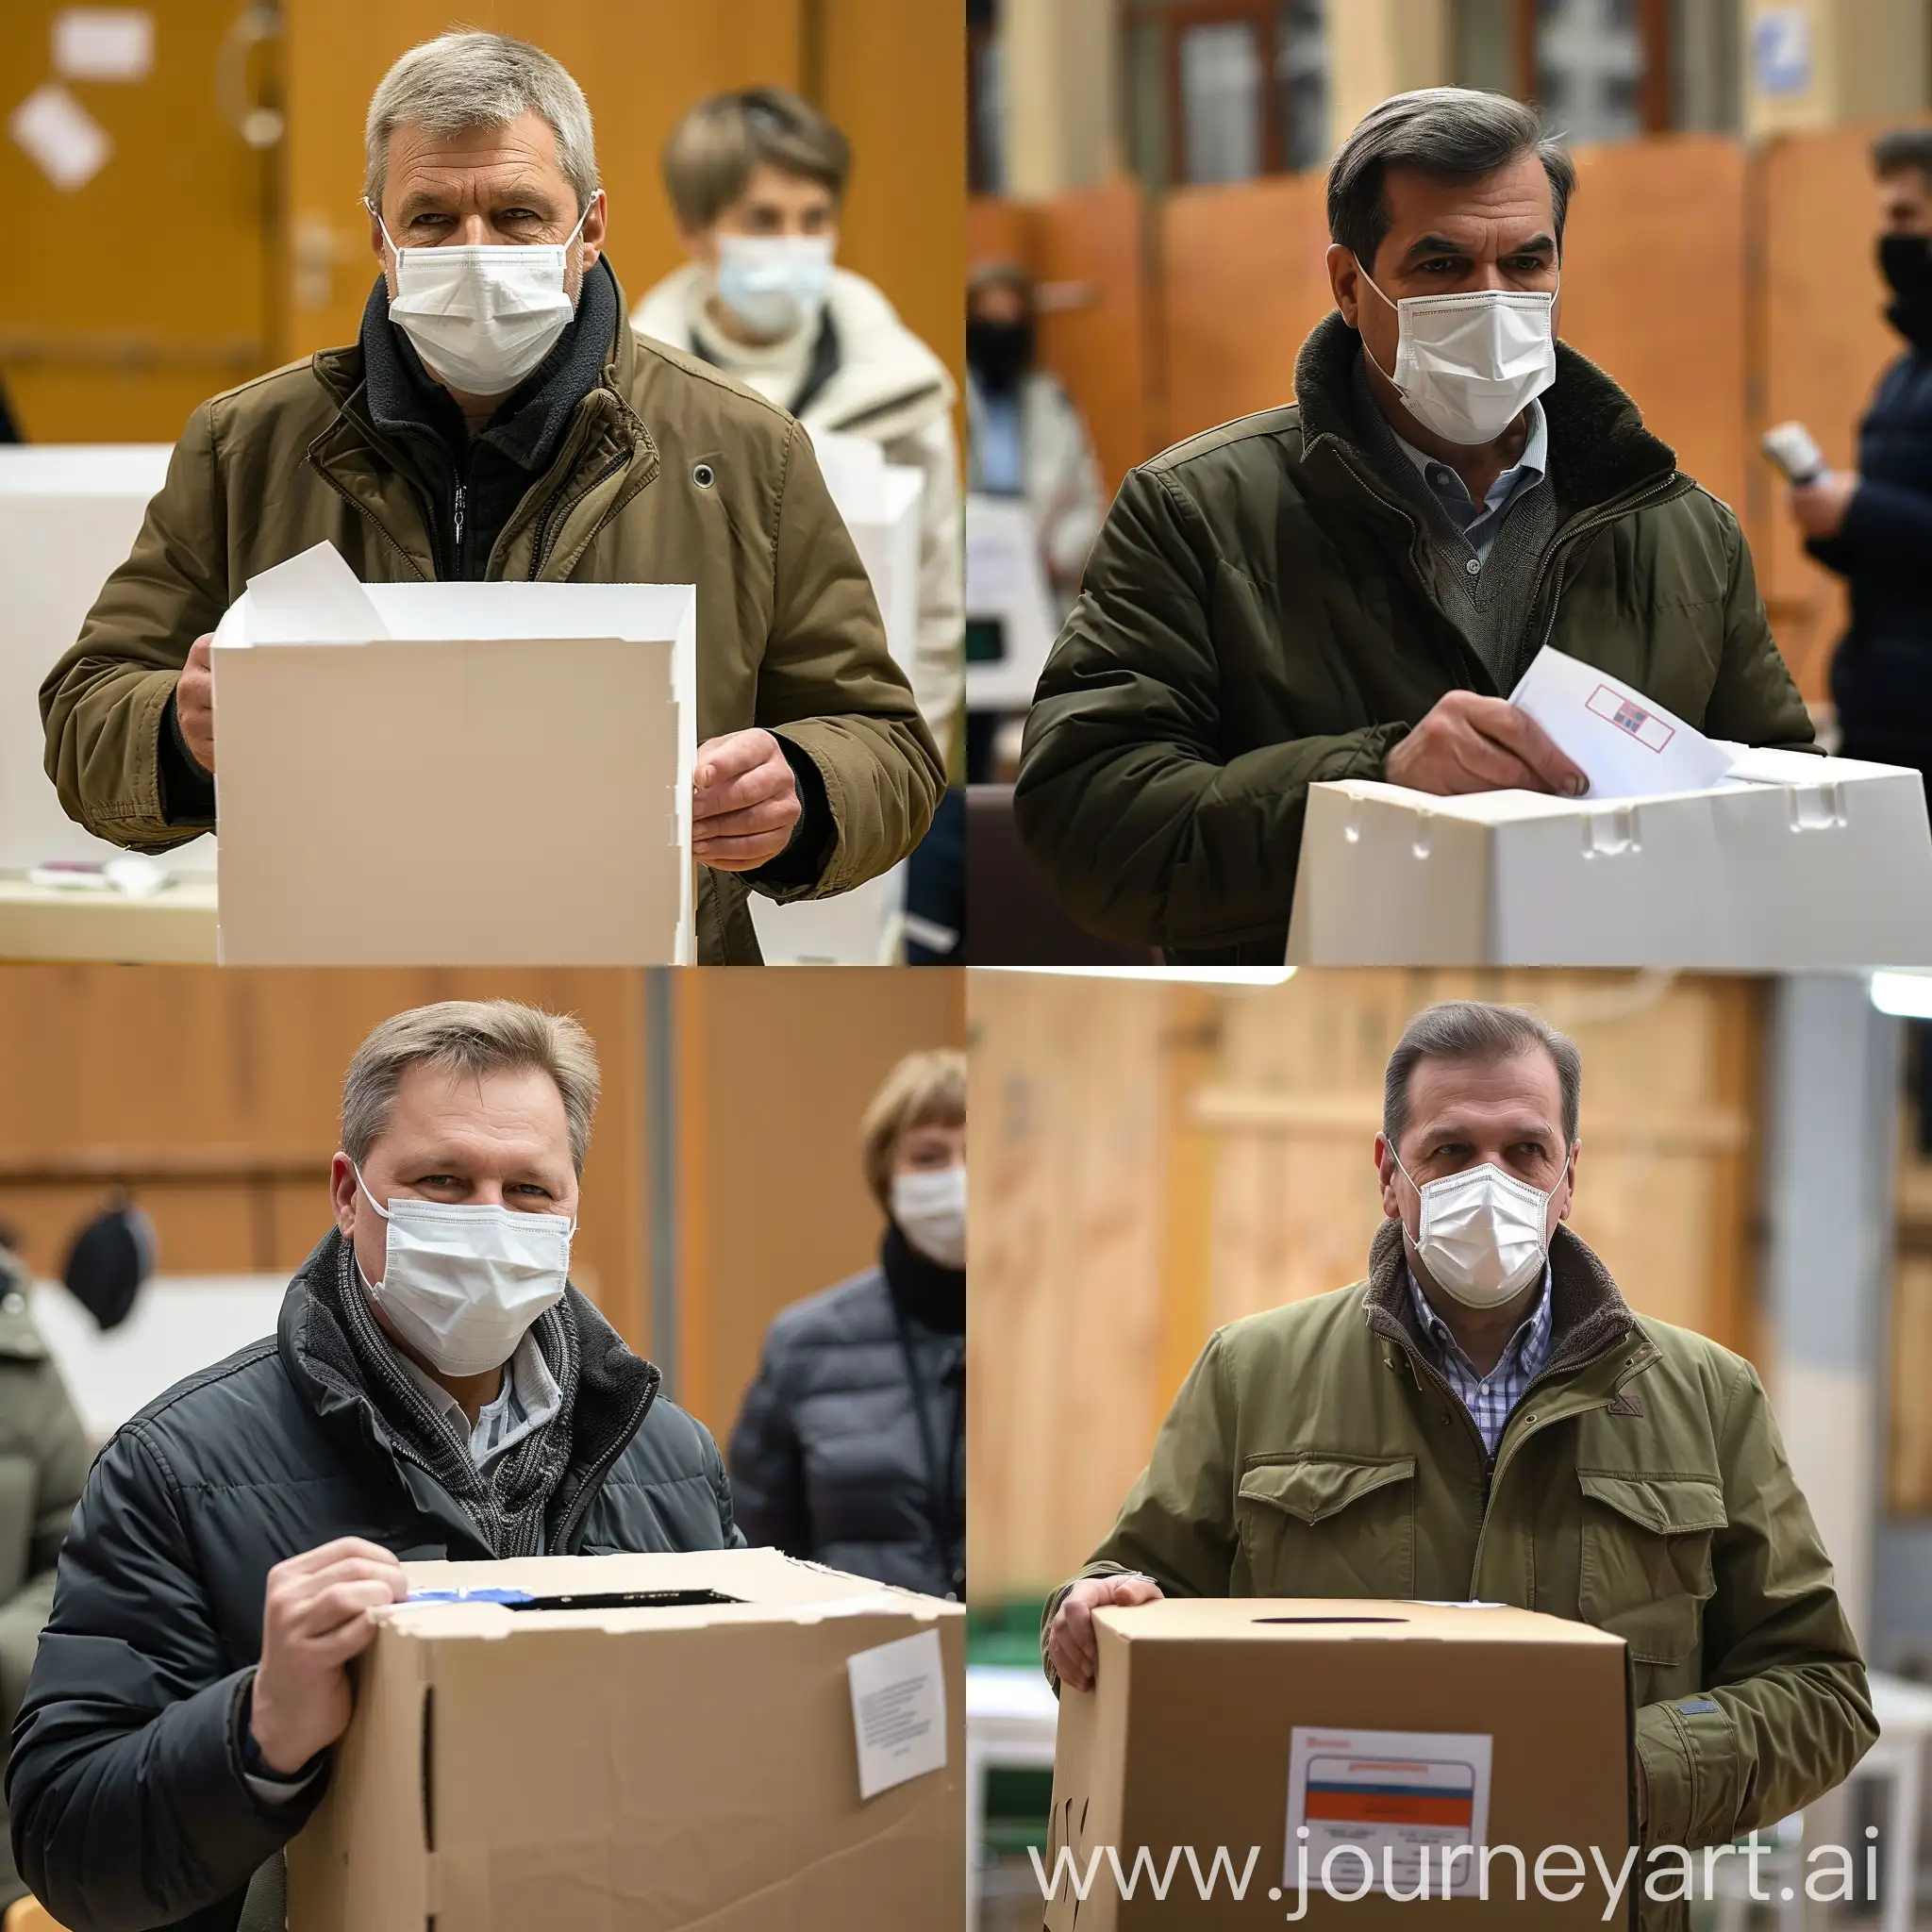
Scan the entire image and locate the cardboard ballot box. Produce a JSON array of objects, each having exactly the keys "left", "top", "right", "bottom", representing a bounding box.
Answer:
[
  {"left": 287, "top": 1548, "right": 965, "bottom": 1932},
  {"left": 1045, "top": 1600, "right": 1631, "bottom": 1930},
  {"left": 1287, "top": 749, "right": 1932, "bottom": 967},
  {"left": 211, "top": 546, "right": 696, "bottom": 965},
  {"left": 0, "top": 446, "right": 213, "bottom": 876}
]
